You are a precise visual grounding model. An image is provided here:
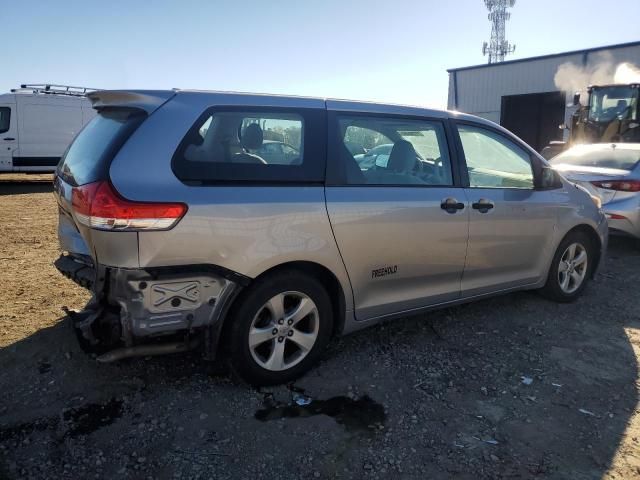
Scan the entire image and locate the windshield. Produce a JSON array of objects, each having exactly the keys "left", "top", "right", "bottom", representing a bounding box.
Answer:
[
  {"left": 588, "top": 86, "right": 639, "bottom": 122},
  {"left": 551, "top": 145, "right": 640, "bottom": 171}
]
